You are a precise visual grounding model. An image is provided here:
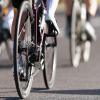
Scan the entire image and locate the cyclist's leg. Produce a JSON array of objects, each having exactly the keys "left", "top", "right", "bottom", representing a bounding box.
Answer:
[
  {"left": 84, "top": 0, "right": 97, "bottom": 41},
  {"left": 83, "top": 0, "right": 97, "bottom": 62},
  {"left": 65, "top": 0, "right": 72, "bottom": 37},
  {"left": 46, "top": 0, "right": 60, "bottom": 33},
  {"left": 85, "top": 0, "right": 97, "bottom": 16},
  {"left": 65, "top": 0, "right": 73, "bottom": 16}
]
